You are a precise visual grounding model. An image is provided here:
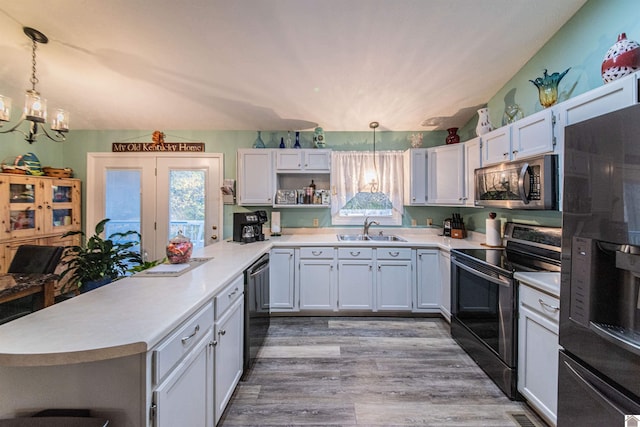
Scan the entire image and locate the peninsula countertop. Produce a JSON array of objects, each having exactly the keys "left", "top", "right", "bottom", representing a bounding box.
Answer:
[{"left": 0, "top": 229, "right": 482, "bottom": 367}]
